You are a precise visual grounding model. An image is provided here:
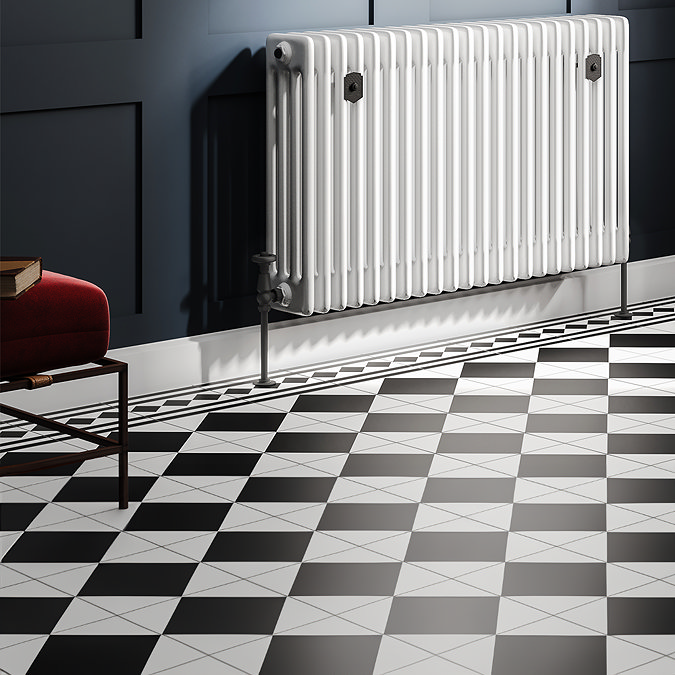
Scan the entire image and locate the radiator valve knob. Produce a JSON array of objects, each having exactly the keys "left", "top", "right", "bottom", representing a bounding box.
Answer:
[
  {"left": 273, "top": 42, "right": 292, "bottom": 65},
  {"left": 274, "top": 283, "right": 292, "bottom": 308}
]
